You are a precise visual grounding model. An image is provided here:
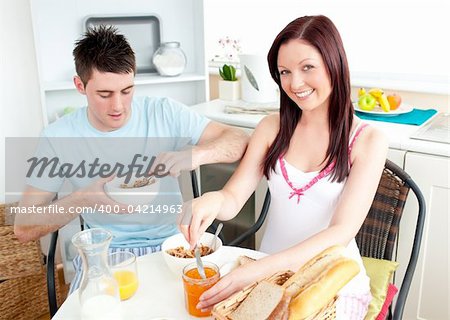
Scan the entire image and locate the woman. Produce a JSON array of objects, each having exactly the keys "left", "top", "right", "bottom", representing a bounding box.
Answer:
[{"left": 179, "top": 15, "right": 388, "bottom": 319}]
